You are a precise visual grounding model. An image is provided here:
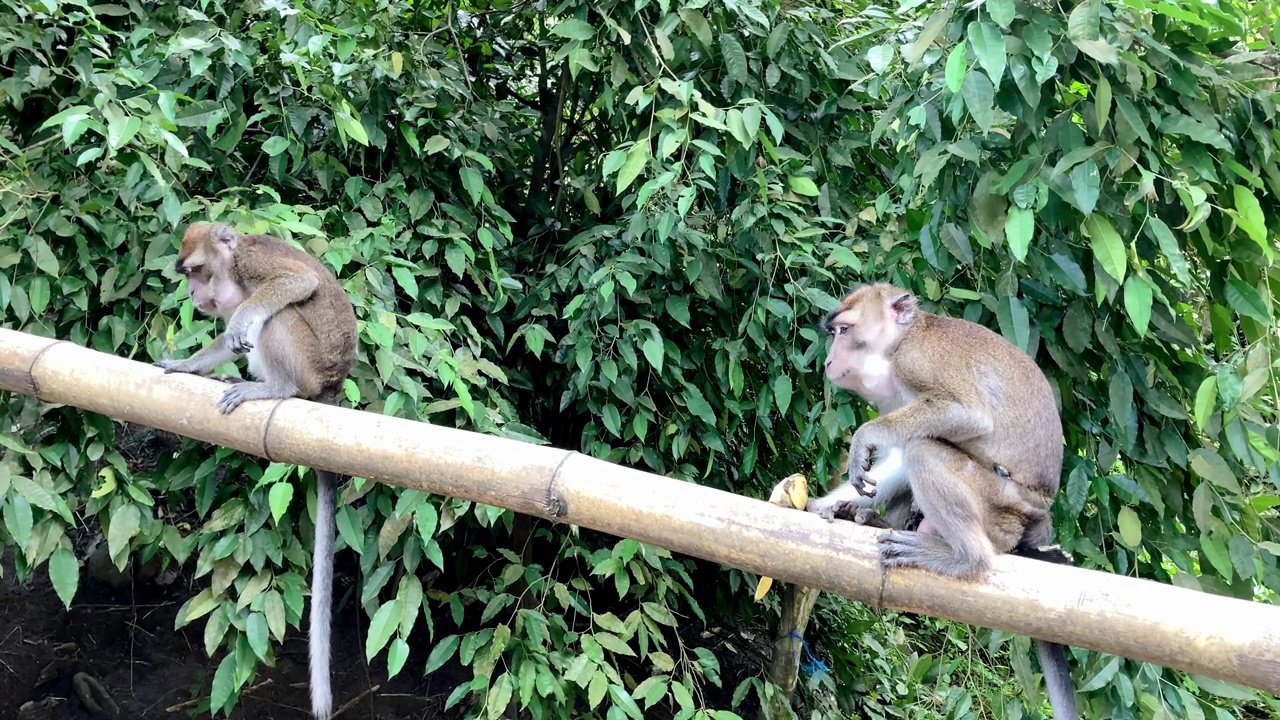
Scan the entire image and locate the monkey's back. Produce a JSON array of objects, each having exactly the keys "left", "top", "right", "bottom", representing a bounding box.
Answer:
[
  {"left": 235, "top": 234, "right": 358, "bottom": 401},
  {"left": 903, "top": 312, "right": 1064, "bottom": 499}
]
